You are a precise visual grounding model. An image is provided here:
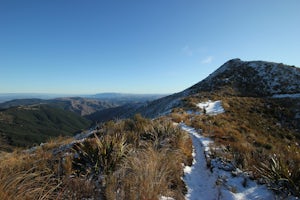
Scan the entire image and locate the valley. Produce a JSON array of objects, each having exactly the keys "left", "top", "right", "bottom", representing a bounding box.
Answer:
[{"left": 0, "top": 94, "right": 164, "bottom": 150}]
